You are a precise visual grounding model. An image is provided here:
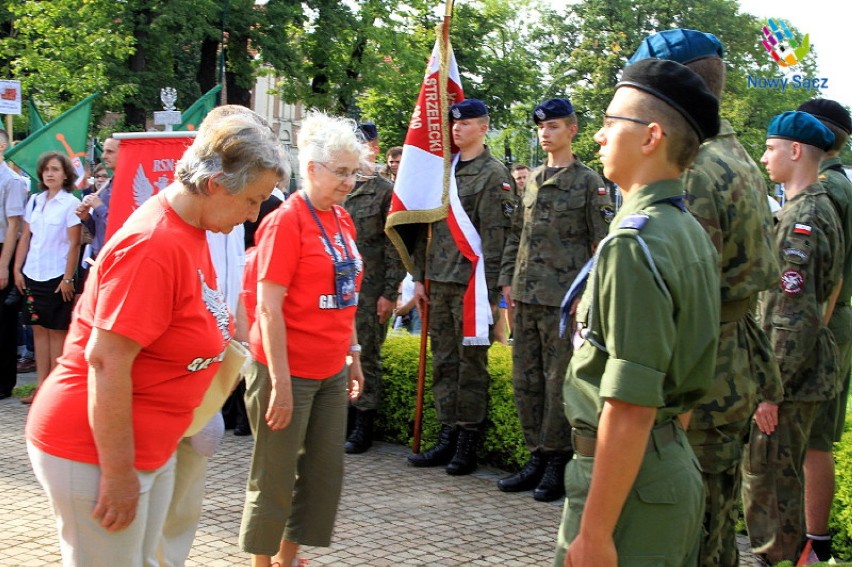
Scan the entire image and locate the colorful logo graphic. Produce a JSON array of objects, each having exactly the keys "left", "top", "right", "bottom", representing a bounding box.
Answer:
[{"left": 761, "top": 18, "right": 811, "bottom": 68}]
